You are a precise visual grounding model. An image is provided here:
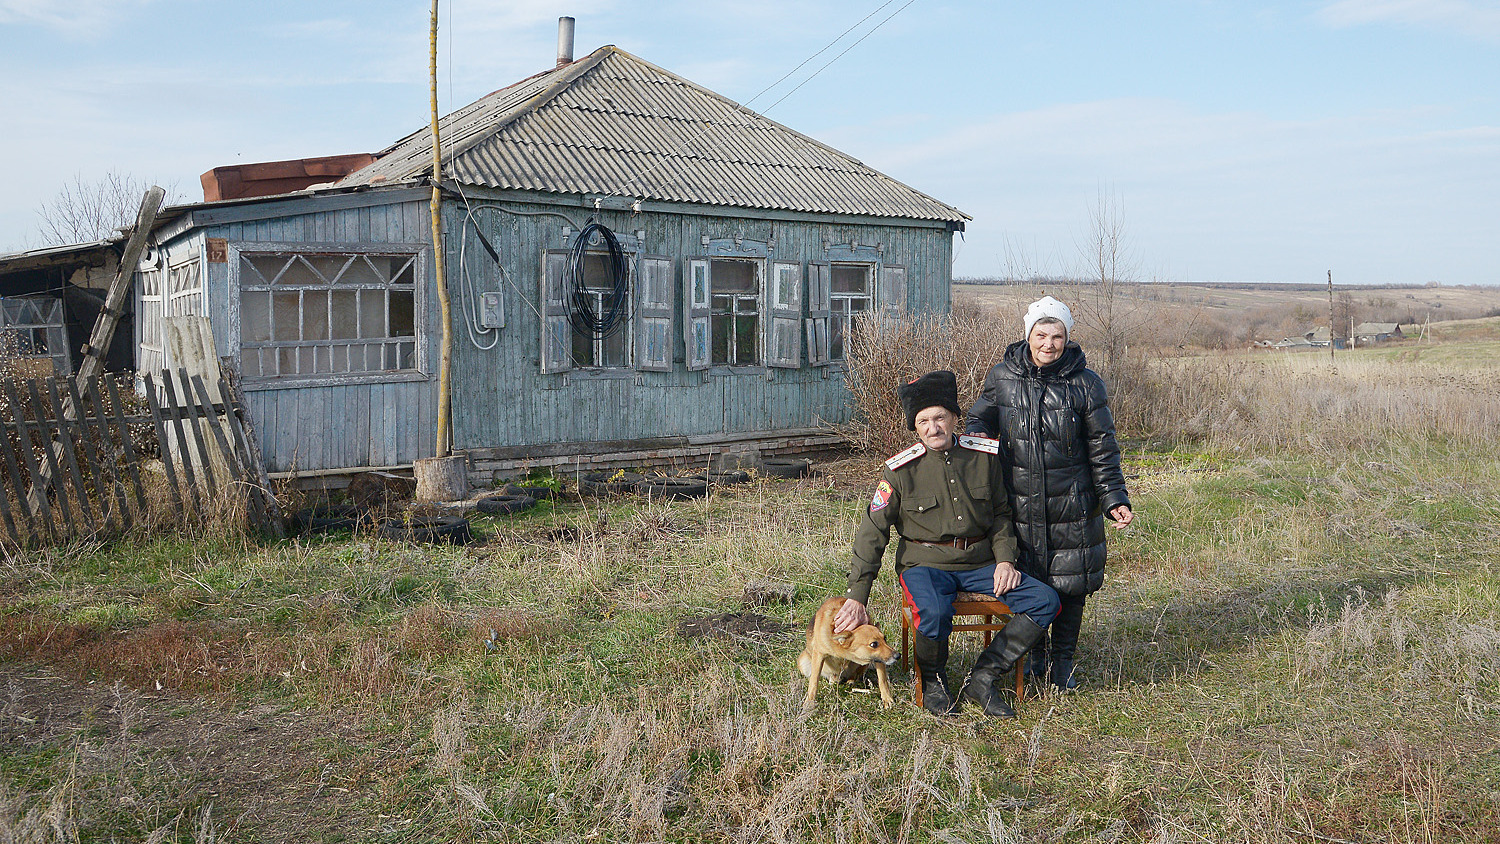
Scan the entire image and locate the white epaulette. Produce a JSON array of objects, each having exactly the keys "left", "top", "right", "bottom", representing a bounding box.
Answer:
[
  {"left": 958, "top": 435, "right": 999, "bottom": 454},
  {"left": 884, "top": 442, "right": 926, "bottom": 470}
]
